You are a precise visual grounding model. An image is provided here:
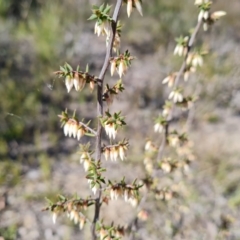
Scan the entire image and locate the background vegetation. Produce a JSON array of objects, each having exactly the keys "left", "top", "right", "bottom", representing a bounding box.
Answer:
[{"left": 0, "top": 0, "right": 240, "bottom": 239}]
